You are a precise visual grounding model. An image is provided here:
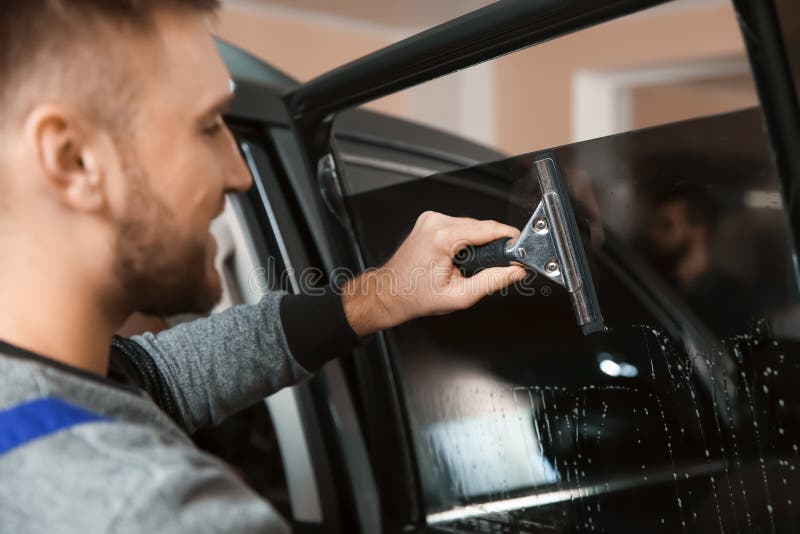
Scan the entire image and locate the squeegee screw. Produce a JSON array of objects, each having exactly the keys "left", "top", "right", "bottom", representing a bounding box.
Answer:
[
  {"left": 533, "top": 218, "right": 548, "bottom": 232},
  {"left": 545, "top": 260, "right": 559, "bottom": 273},
  {"left": 516, "top": 248, "right": 527, "bottom": 259}
]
